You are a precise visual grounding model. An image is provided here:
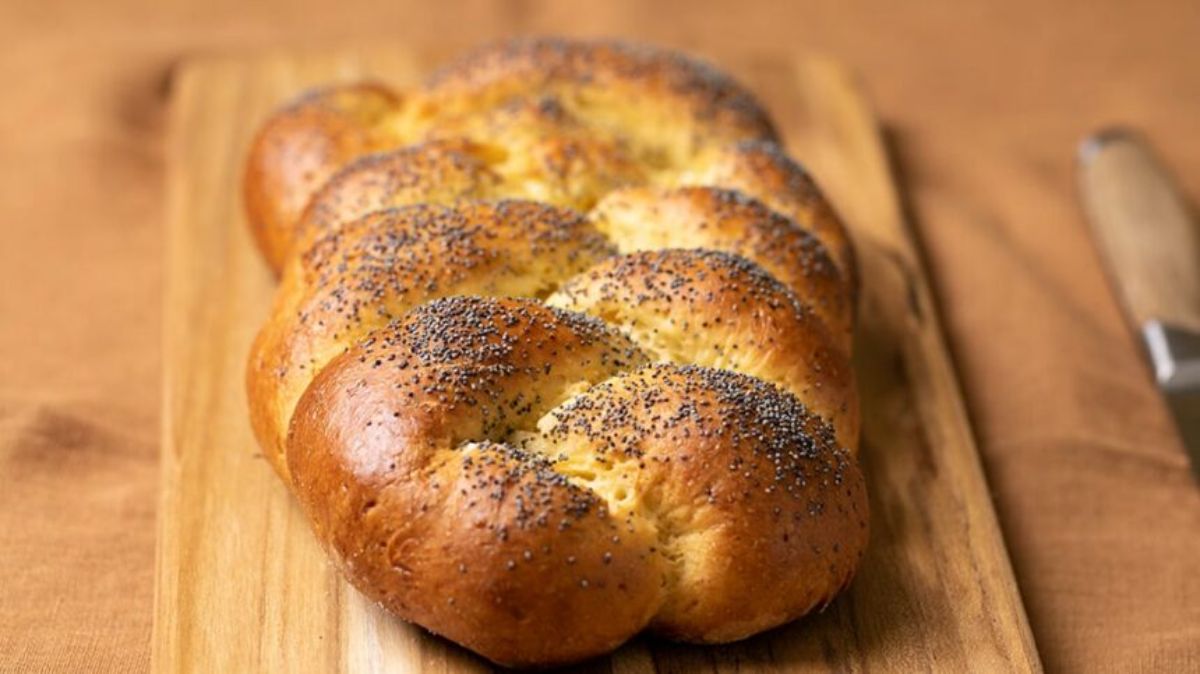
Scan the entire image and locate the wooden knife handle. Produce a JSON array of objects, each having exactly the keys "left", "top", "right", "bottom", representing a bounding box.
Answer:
[{"left": 1079, "top": 129, "right": 1200, "bottom": 333}]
